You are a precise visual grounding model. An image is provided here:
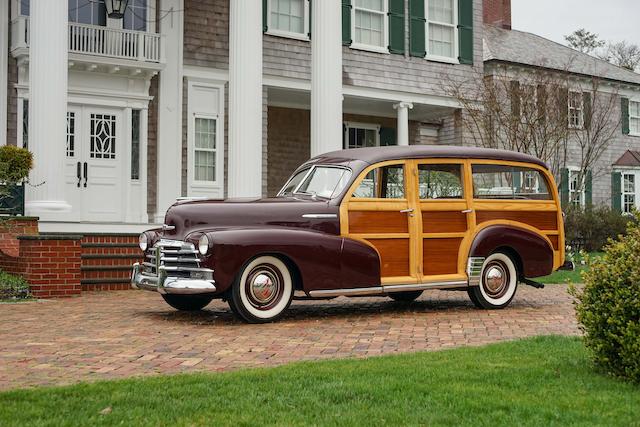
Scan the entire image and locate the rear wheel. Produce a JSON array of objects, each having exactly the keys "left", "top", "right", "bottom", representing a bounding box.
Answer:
[
  {"left": 388, "top": 290, "right": 423, "bottom": 302},
  {"left": 467, "top": 252, "right": 518, "bottom": 309},
  {"left": 162, "top": 294, "right": 213, "bottom": 311},
  {"left": 229, "top": 255, "right": 294, "bottom": 323}
]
